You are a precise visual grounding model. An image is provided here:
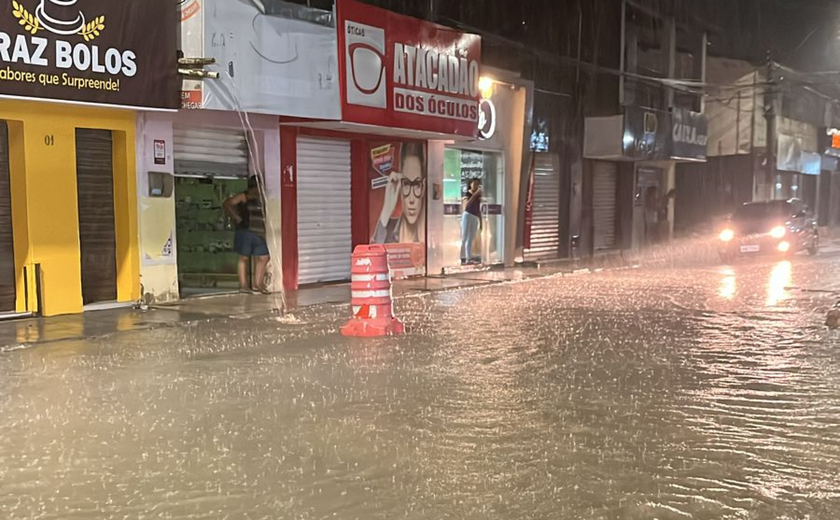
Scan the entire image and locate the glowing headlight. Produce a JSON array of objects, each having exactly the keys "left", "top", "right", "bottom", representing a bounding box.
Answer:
[
  {"left": 770, "top": 226, "right": 786, "bottom": 239},
  {"left": 777, "top": 241, "right": 791, "bottom": 253},
  {"left": 719, "top": 229, "right": 735, "bottom": 242}
]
